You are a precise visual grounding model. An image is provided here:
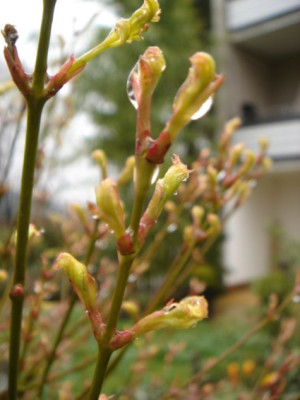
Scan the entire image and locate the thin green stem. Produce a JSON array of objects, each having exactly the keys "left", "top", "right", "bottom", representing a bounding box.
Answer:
[
  {"left": 33, "top": 0, "right": 57, "bottom": 93},
  {"left": 88, "top": 346, "right": 112, "bottom": 400},
  {"left": 8, "top": 100, "right": 45, "bottom": 400},
  {"left": 8, "top": 1, "right": 57, "bottom": 398},
  {"left": 129, "top": 156, "right": 156, "bottom": 237},
  {"left": 102, "top": 255, "right": 134, "bottom": 344}
]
